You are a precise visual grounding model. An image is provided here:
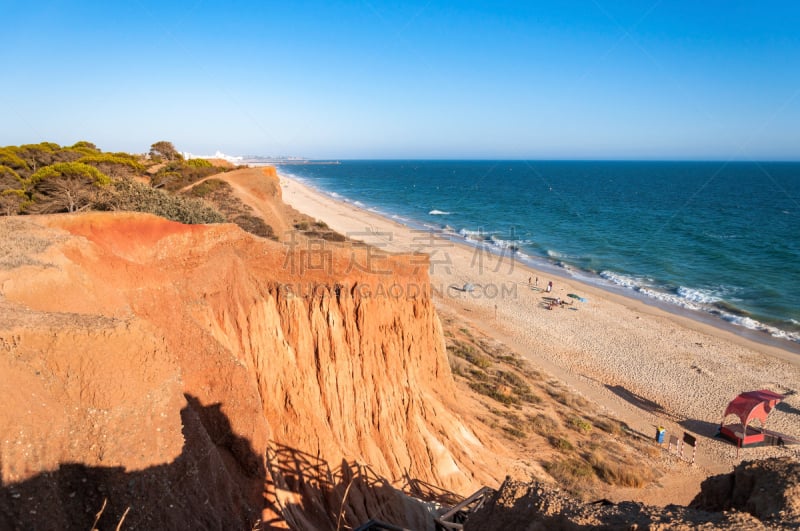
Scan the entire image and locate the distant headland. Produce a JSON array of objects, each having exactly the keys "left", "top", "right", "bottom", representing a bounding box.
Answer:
[{"left": 181, "top": 150, "right": 340, "bottom": 165}]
